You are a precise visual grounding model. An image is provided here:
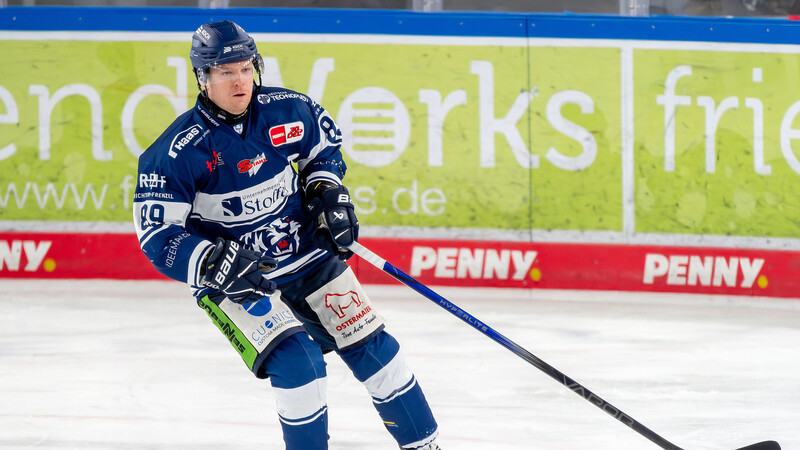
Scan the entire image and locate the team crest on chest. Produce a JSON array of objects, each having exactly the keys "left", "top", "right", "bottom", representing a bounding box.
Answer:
[{"left": 269, "top": 121, "right": 304, "bottom": 147}]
